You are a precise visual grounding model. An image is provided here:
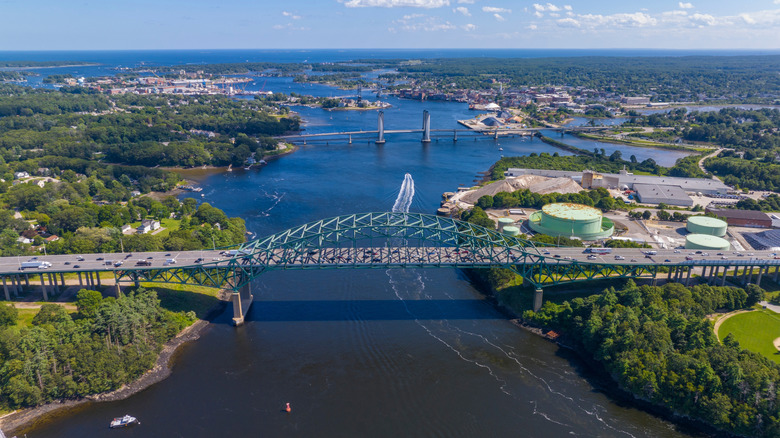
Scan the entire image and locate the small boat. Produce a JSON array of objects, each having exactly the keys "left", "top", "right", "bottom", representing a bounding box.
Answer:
[
  {"left": 110, "top": 415, "right": 138, "bottom": 428},
  {"left": 498, "top": 147, "right": 503, "bottom": 151}
]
